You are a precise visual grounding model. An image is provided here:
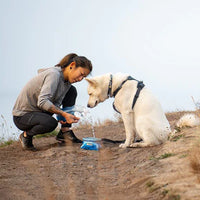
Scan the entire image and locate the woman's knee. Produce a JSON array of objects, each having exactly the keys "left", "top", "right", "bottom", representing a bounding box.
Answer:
[
  {"left": 45, "top": 117, "right": 58, "bottom": 132},
  {"left": 69, "top": 85, "right": 77, "bottom": 97},
  {"left": 62, "top": 85, "right": 77, "bottom": 107}
]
